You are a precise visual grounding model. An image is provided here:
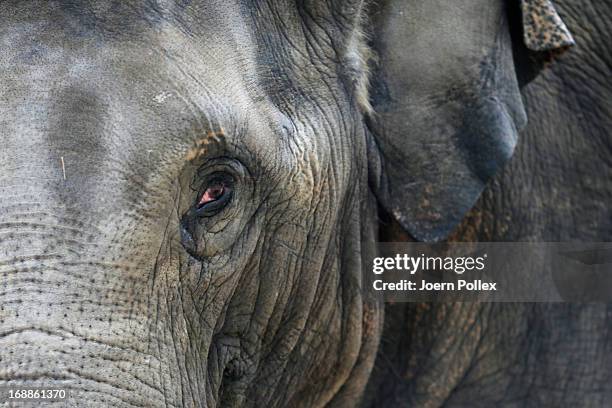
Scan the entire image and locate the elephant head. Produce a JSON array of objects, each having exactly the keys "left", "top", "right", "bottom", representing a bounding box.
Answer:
[{"left": 0, "top": 0, "right": 571, "bottom": 406}]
